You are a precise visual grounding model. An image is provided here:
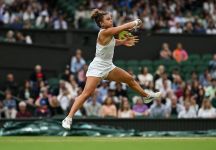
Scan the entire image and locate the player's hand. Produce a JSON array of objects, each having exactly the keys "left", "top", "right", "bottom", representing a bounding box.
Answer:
[{"left": 123, "top": 34, "right": 139, "bottom": 47}]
